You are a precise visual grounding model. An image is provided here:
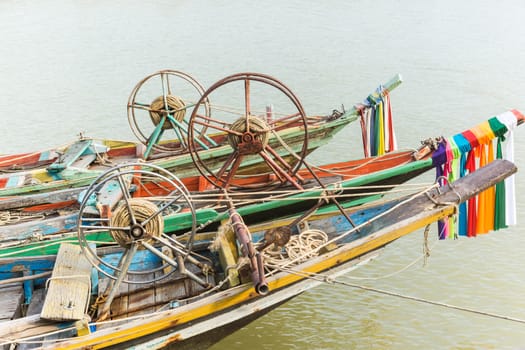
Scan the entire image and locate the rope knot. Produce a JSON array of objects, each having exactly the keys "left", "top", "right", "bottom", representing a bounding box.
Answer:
[{"left": 324, "top": 276, "right": 335, "bottom": 284}]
